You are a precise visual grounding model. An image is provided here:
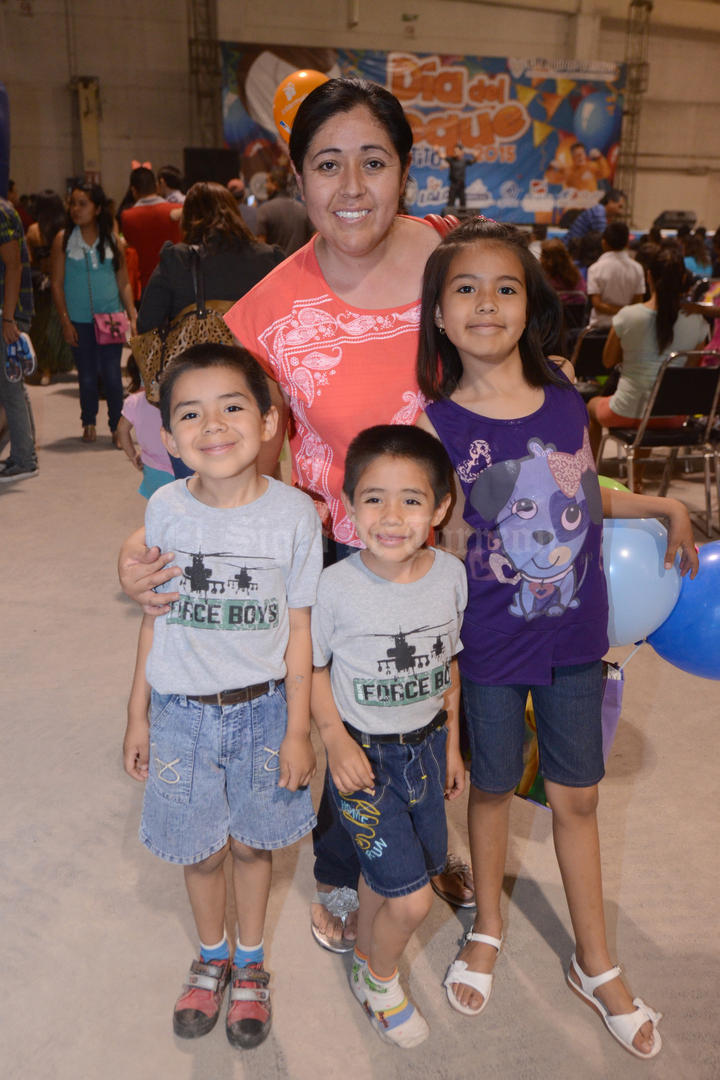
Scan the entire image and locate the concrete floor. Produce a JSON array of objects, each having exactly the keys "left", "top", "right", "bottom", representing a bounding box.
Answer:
[{"left": 2, "top": 374, "right": 719, "bottom": 1080}]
